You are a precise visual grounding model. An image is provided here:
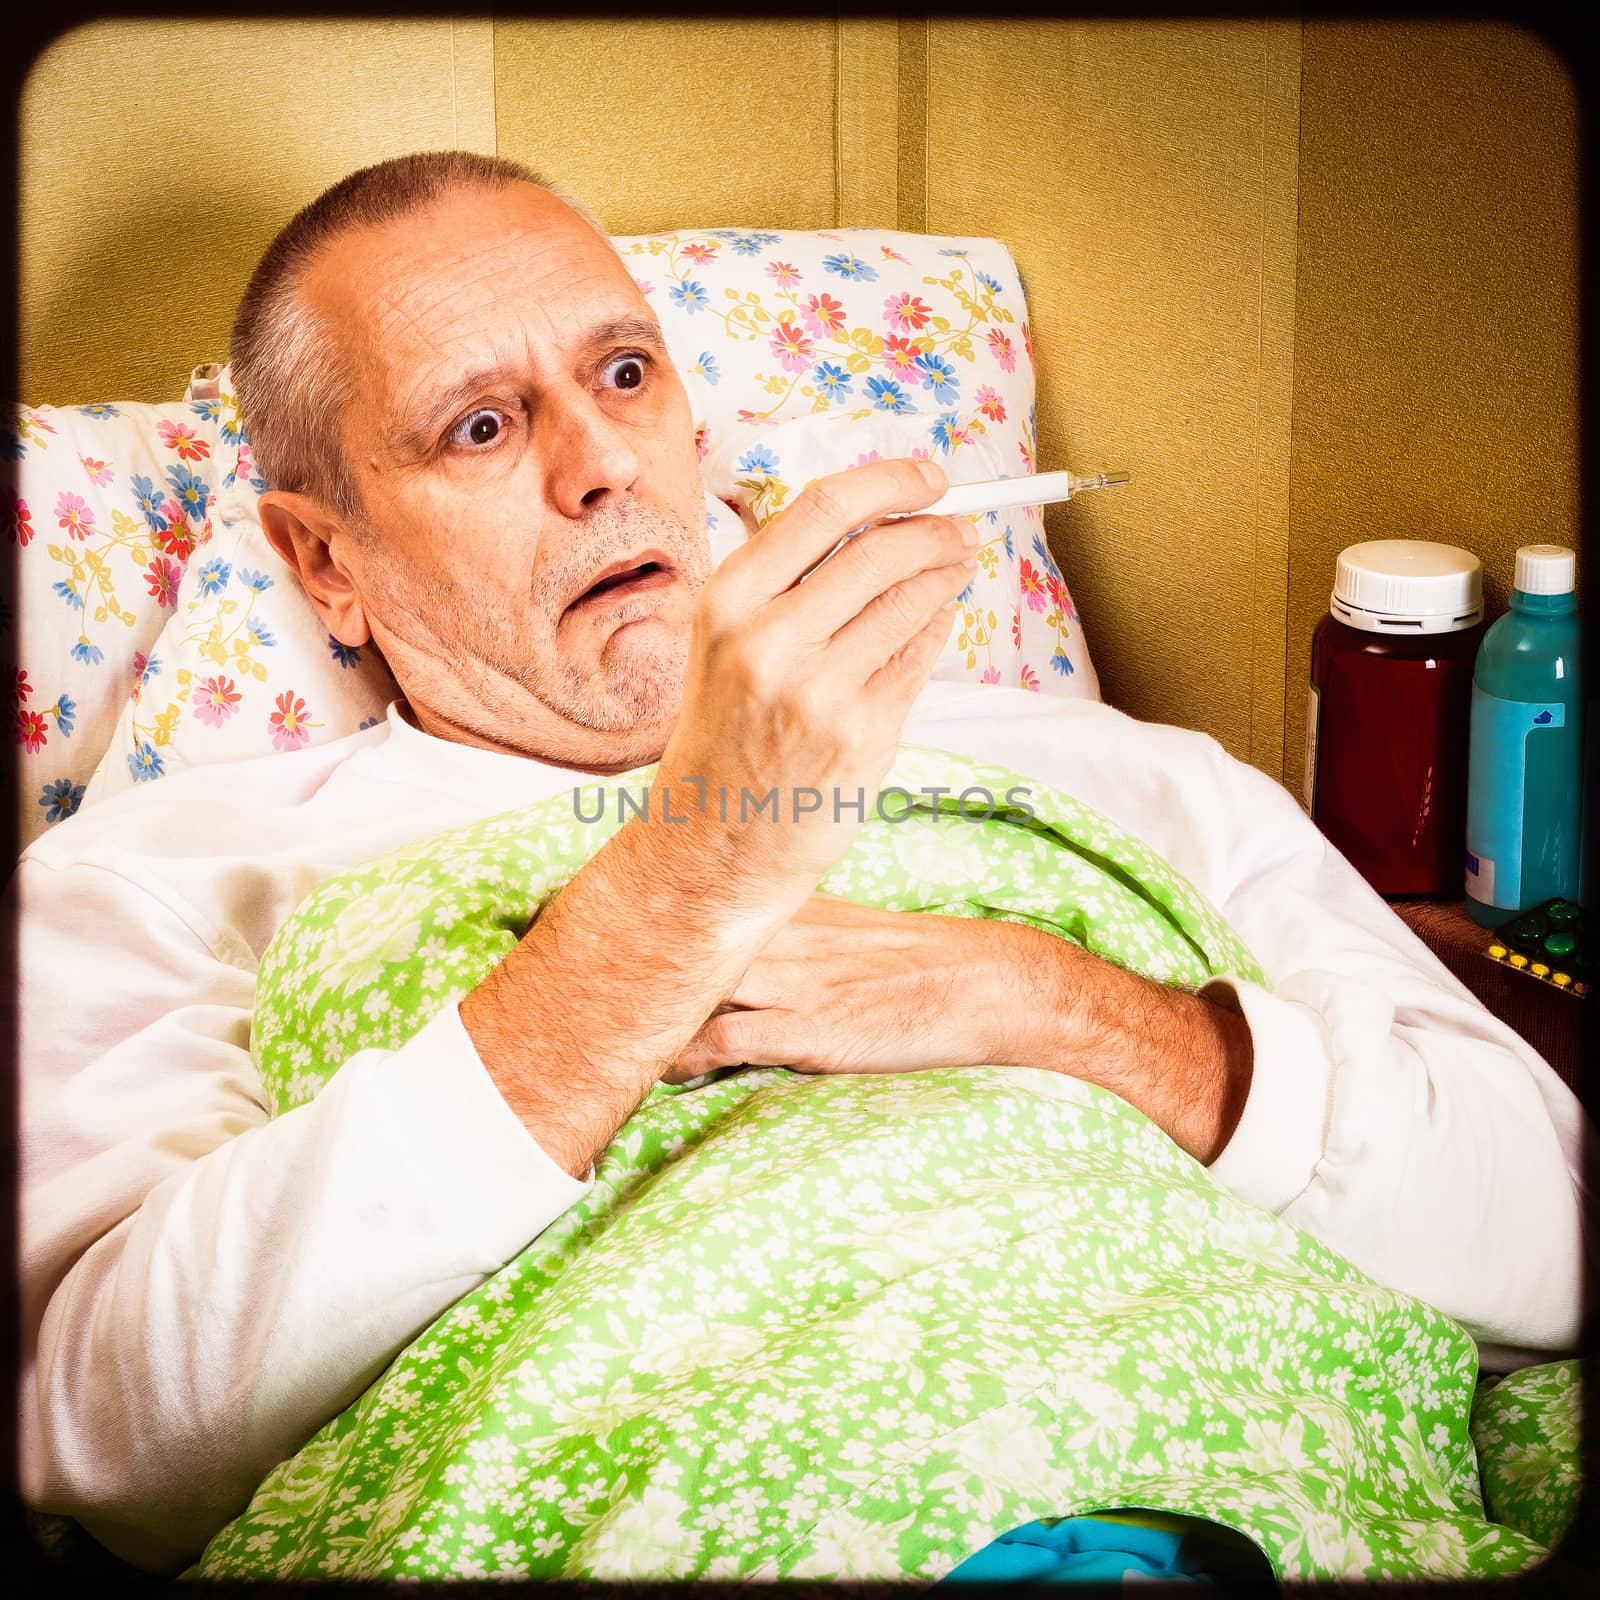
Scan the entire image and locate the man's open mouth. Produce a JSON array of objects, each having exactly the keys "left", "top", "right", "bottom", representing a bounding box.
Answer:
[{"left": 566, "top": 549, "right": 677, "bottom": 613}]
